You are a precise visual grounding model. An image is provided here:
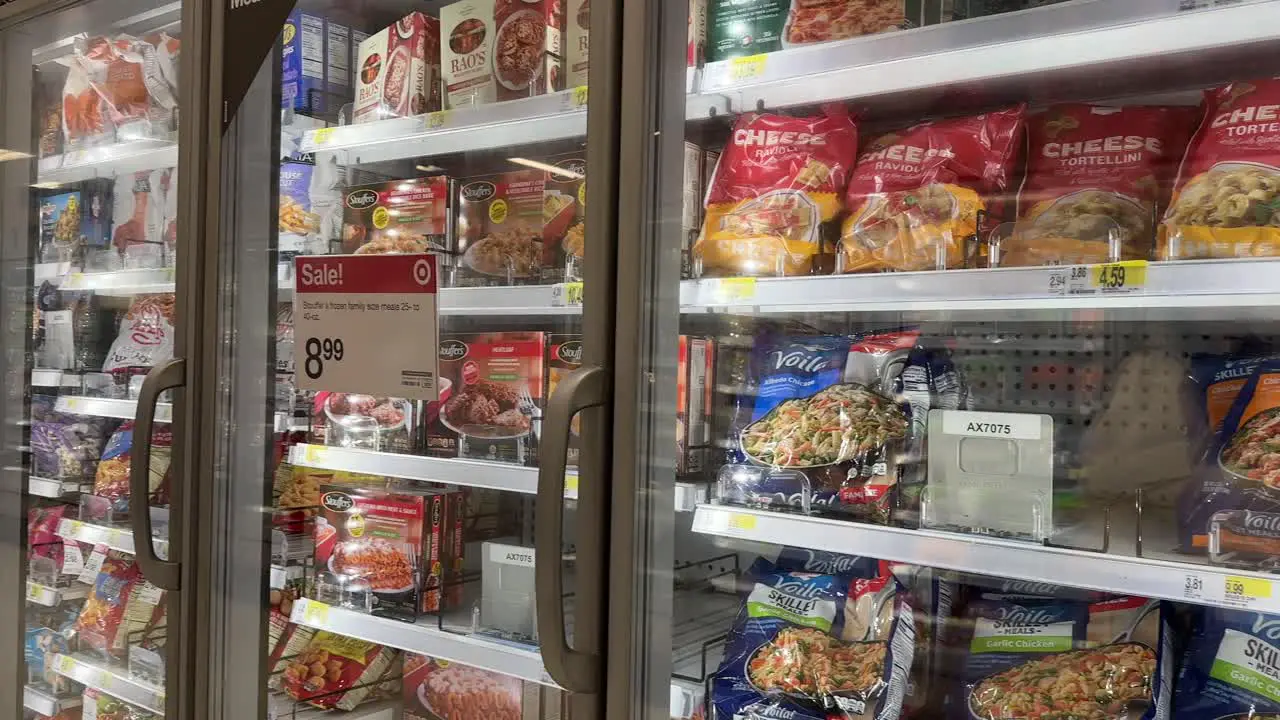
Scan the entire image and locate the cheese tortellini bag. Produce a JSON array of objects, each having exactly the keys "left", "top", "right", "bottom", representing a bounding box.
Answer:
[
  {"left": 1009, "top": 104, "right": 1196, "bottom": 266},
  {"left": 1162, "top": 79, "right": 1280, "bottom": 259},
  {"left": 695, "top": 105, "right": 858, "bottom": 277},
  {"left": 840, "top": 107, "right": 1024, "bottom": 273}
]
